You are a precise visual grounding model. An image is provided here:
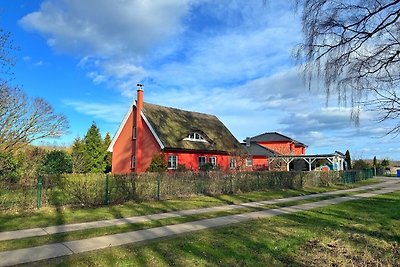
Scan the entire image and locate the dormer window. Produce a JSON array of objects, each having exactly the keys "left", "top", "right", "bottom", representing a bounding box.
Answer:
[{"left": 184, "top": 132, "right": 207, "bottom": 142}]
